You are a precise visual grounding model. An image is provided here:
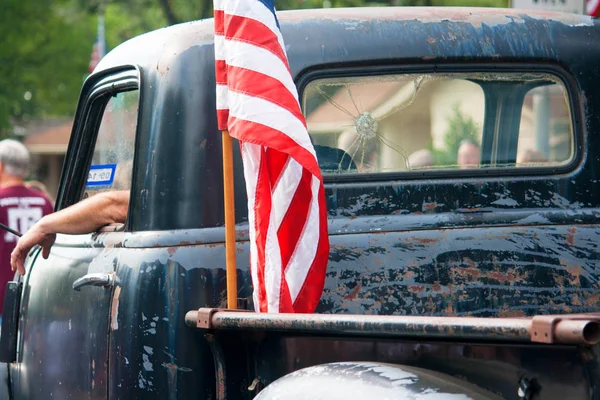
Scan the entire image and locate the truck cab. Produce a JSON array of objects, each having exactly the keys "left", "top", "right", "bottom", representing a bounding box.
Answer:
[{"left": 2, "top": 7, "right": 600, "bottom": 399}]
